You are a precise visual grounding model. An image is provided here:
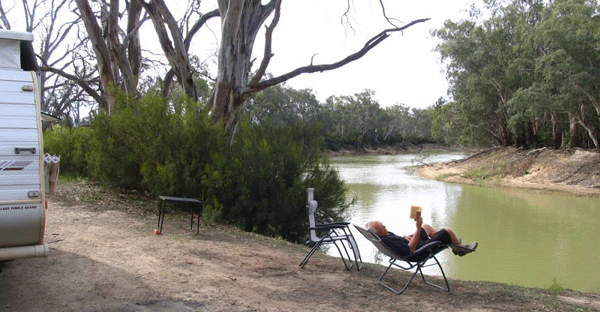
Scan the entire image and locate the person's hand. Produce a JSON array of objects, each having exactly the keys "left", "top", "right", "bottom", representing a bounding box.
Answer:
[{"left": 416, "top": 212, "right": 423, "bottom": 228}]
